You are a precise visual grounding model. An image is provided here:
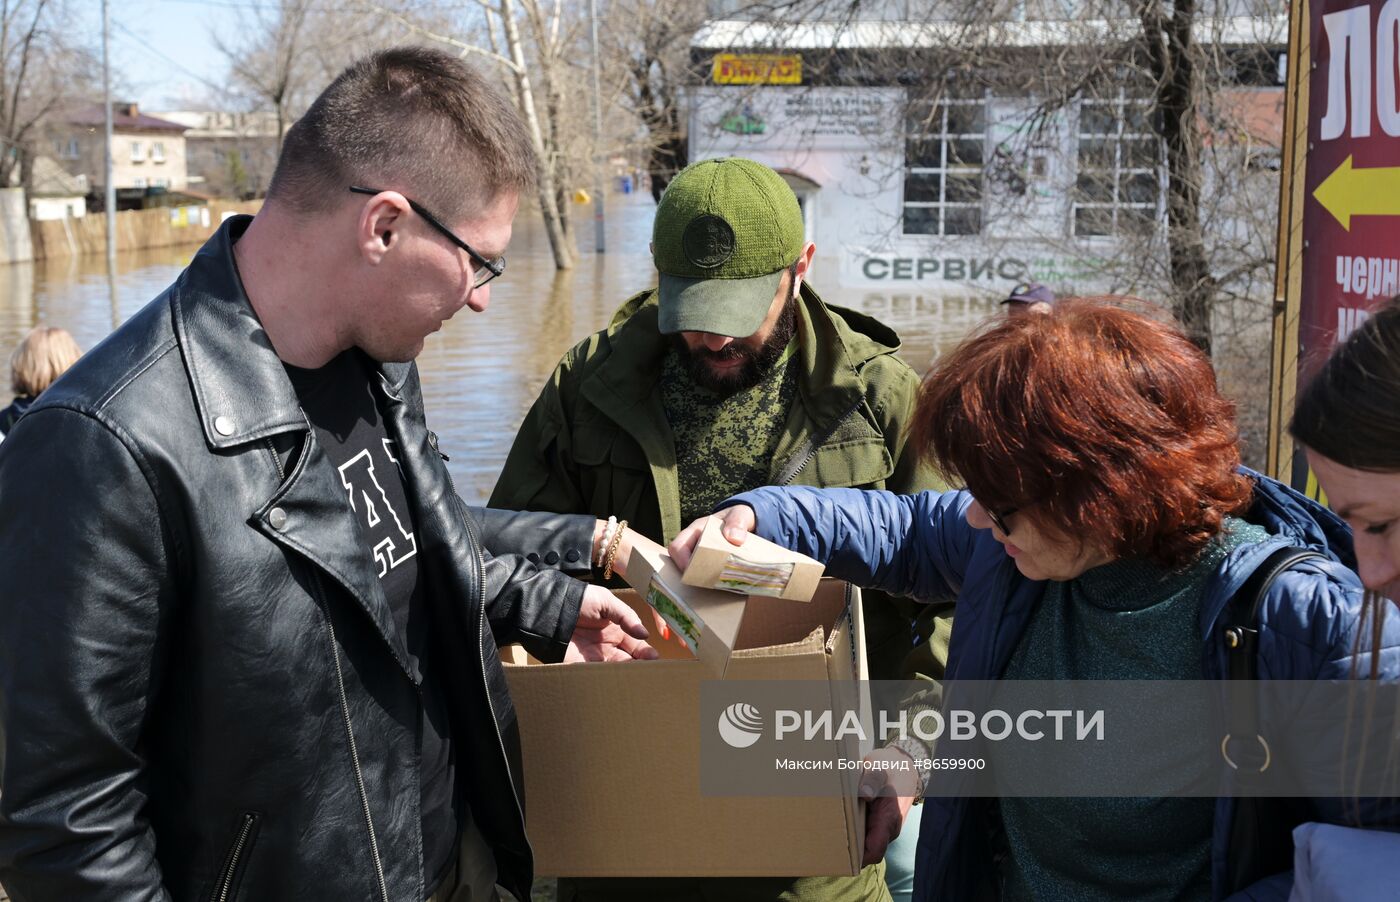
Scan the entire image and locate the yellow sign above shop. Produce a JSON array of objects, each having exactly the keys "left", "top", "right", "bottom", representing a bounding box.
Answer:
[{"left": 711, "top": 54, "right": 803, "bottom": 85}]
